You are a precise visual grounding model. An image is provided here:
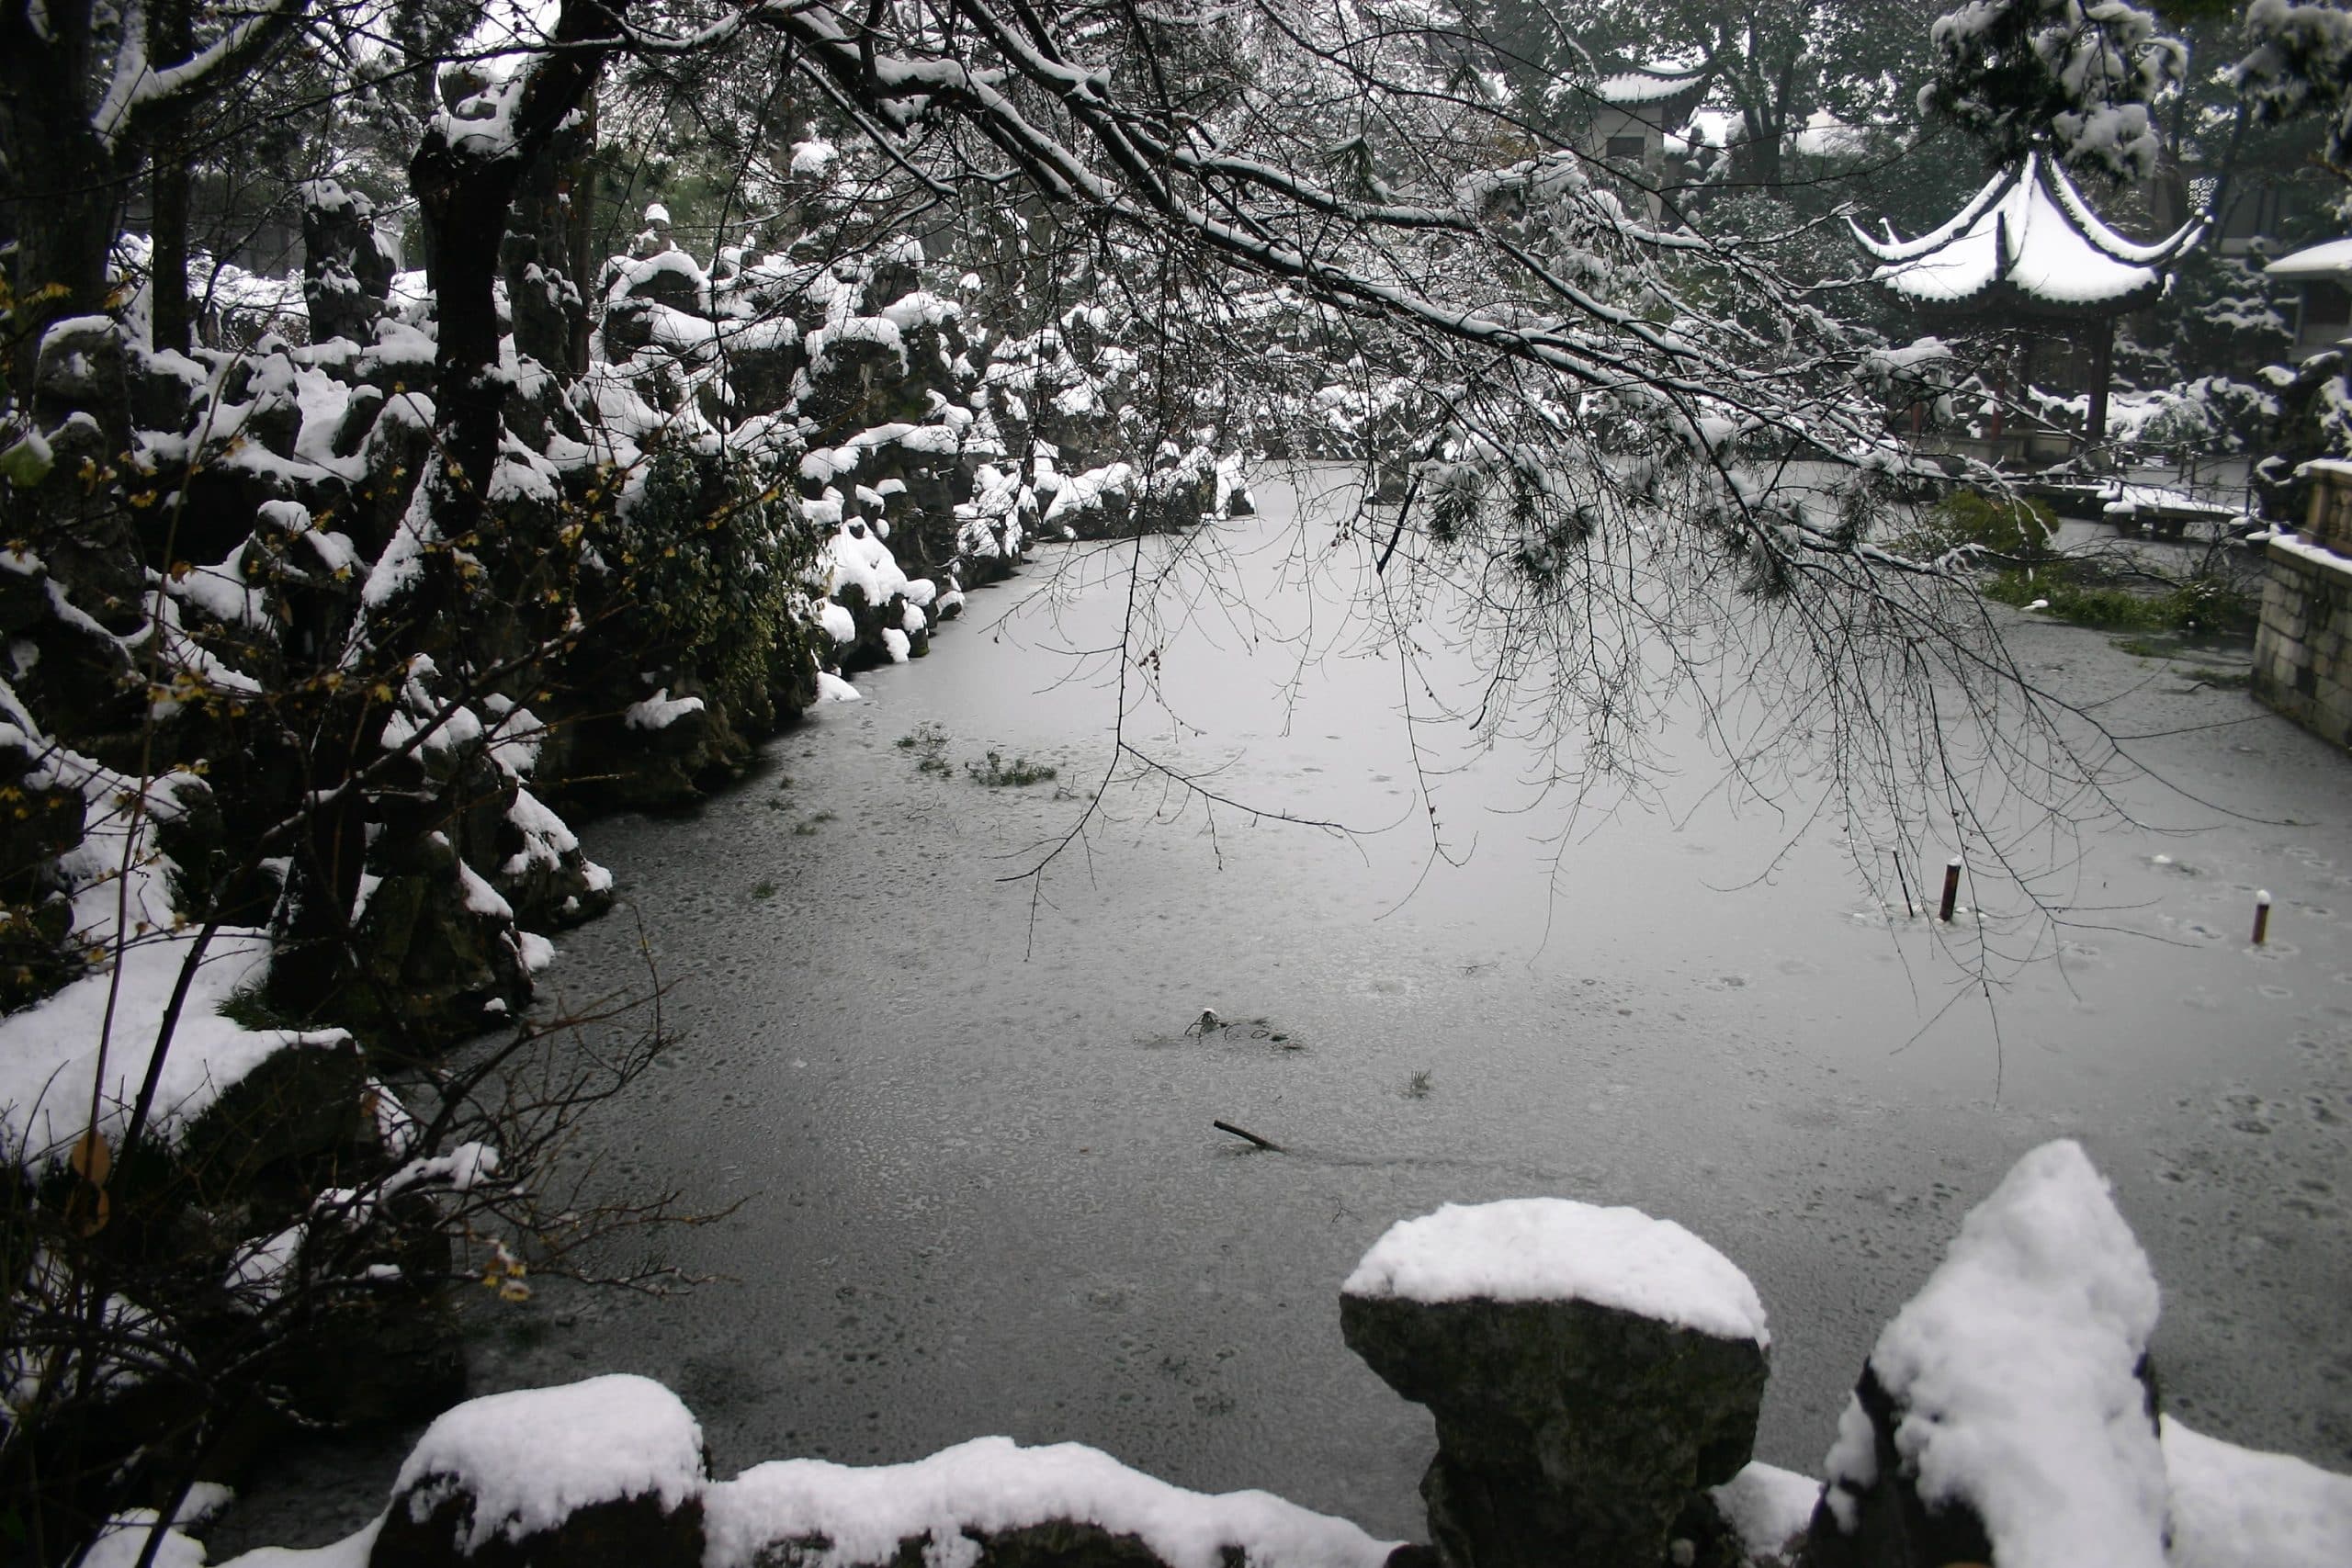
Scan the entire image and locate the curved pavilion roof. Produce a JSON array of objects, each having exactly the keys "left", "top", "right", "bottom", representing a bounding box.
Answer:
[
  {"left": 1589, "top": 62, "right": 1712, "bottom": 130},
  {"left": 1849, "top": 151, "right": 2204, "bottom": 319}
]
